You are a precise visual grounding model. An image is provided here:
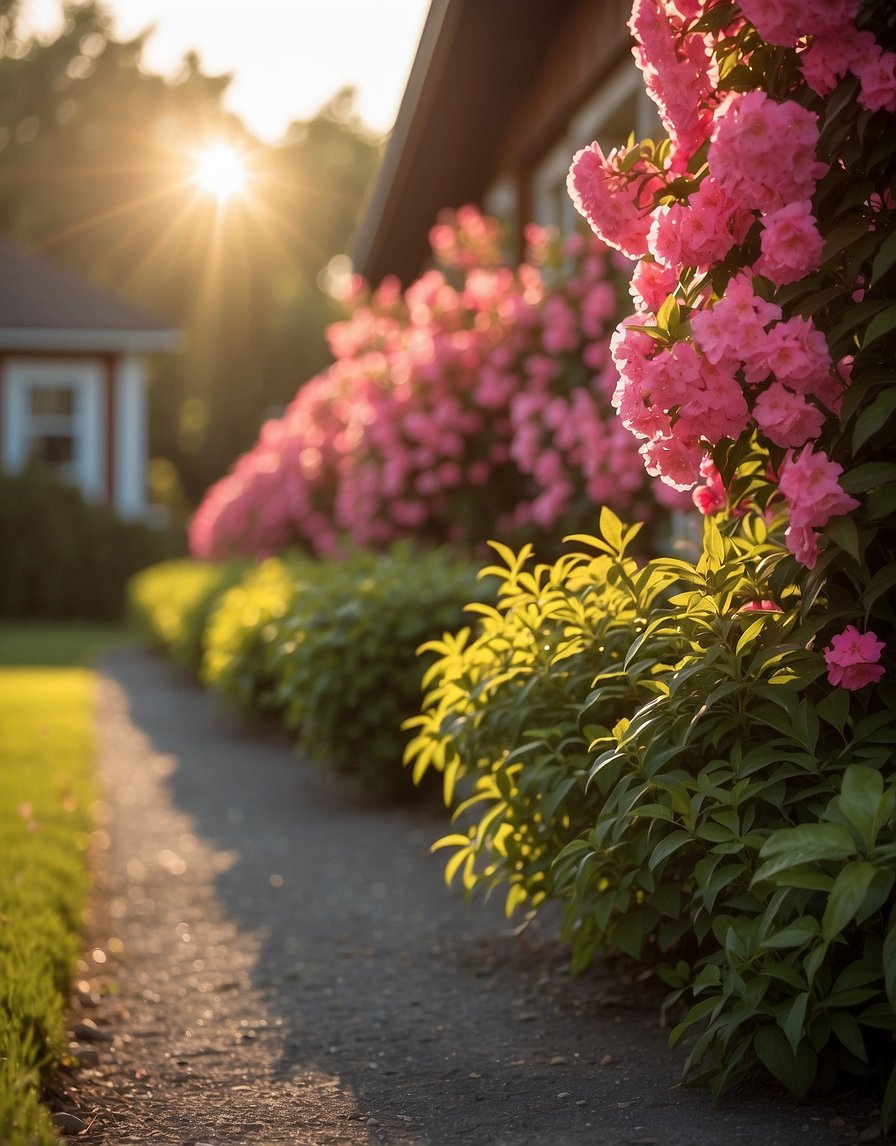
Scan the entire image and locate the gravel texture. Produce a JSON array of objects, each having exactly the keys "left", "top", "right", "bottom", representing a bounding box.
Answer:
[{"left": 55, "top": 647, "right": 881, "bottom": 1145}]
